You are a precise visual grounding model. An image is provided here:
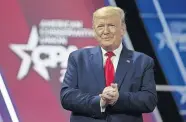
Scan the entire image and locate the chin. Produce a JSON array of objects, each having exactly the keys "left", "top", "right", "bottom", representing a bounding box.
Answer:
[
  {"left": 101, "top": 43, "right": 114, "bottom": 51},
  {"left": 102, "top": 42, "right": 112, "bottom": 47}
]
